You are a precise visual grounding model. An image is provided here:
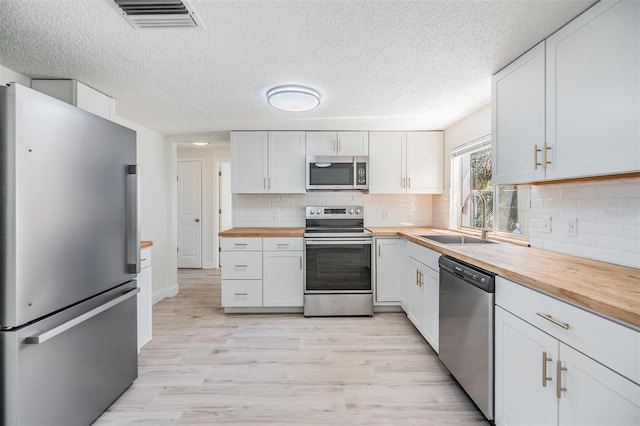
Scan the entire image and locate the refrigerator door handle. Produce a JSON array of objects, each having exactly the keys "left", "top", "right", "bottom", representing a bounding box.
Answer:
[
  {"left": 24, "top": 288, "right": 140, "bottom": 345},
  {"left": 126, "top": 164, "right": 140, "bottom": 274}
]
